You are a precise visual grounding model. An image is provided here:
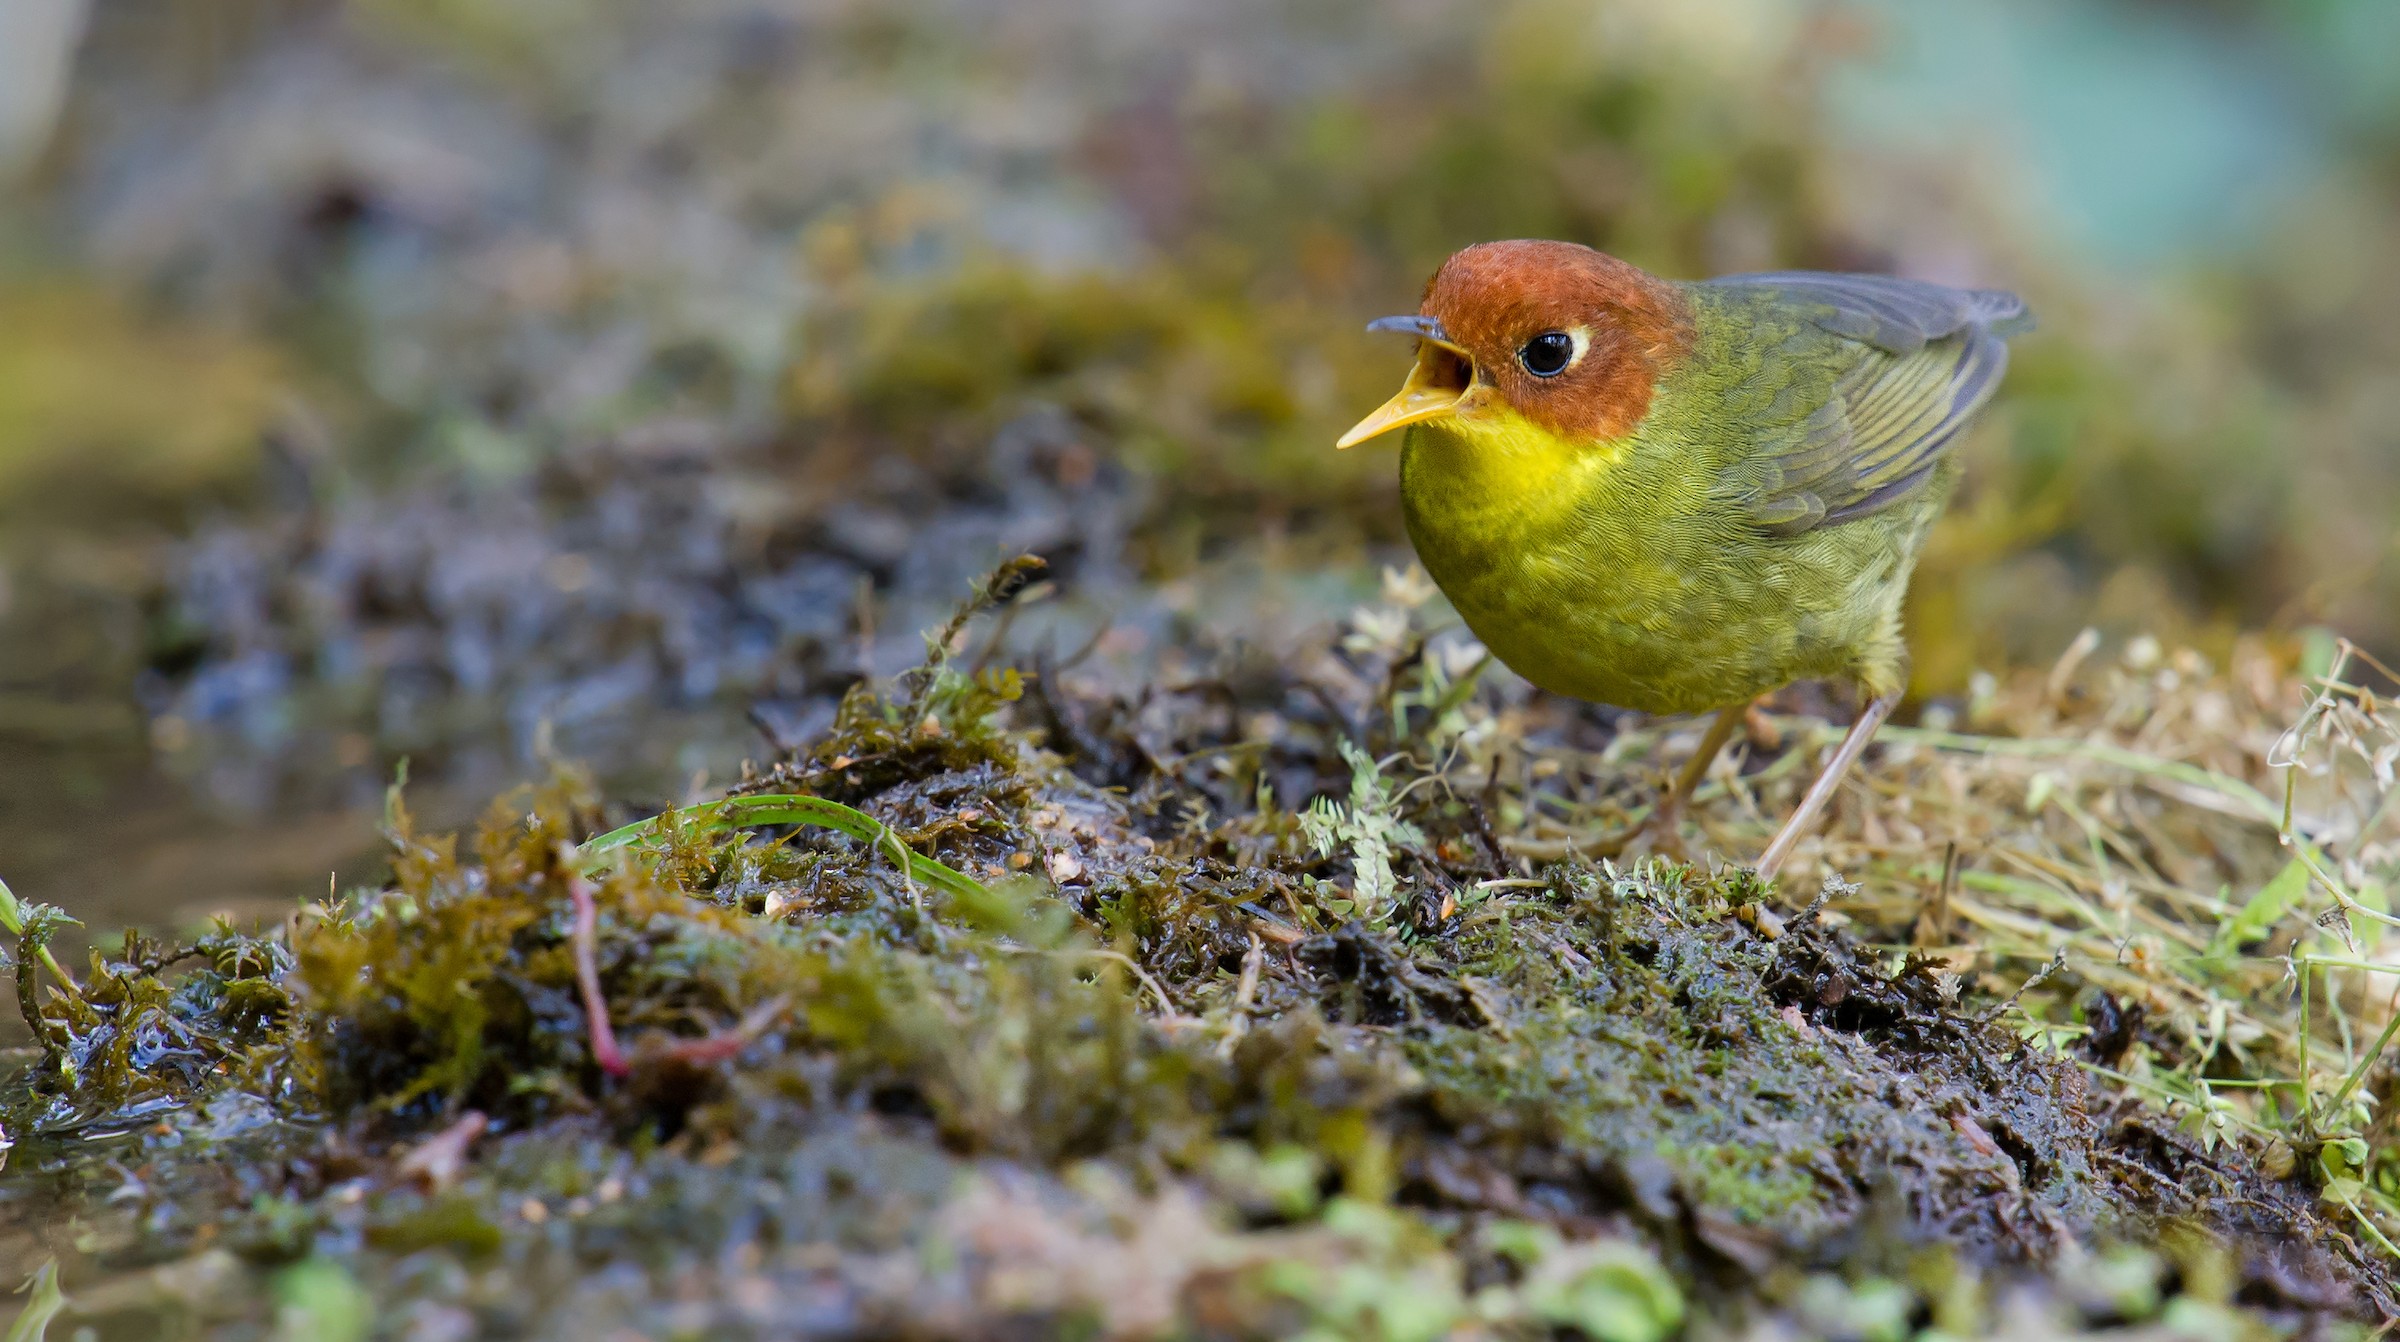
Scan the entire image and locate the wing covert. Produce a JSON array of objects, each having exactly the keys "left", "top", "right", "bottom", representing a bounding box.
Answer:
[{"left": 1697, "top": 271, "right": 2029, "bottom": 536}]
